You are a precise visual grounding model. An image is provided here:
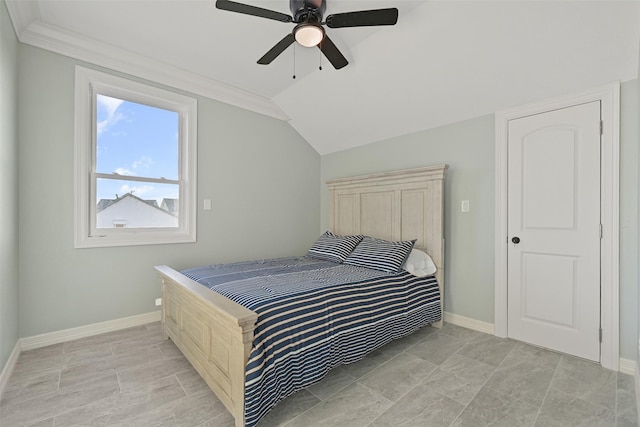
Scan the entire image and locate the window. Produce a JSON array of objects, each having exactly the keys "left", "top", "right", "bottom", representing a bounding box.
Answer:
[{"left": 74, "top": 67, "right": 197, "bottom": 248}]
